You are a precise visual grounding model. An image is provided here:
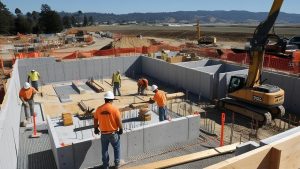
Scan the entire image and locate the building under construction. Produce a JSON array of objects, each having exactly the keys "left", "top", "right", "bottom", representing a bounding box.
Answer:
[{"left": 0, "top": 54, "right": 300, "bottom": 169}]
